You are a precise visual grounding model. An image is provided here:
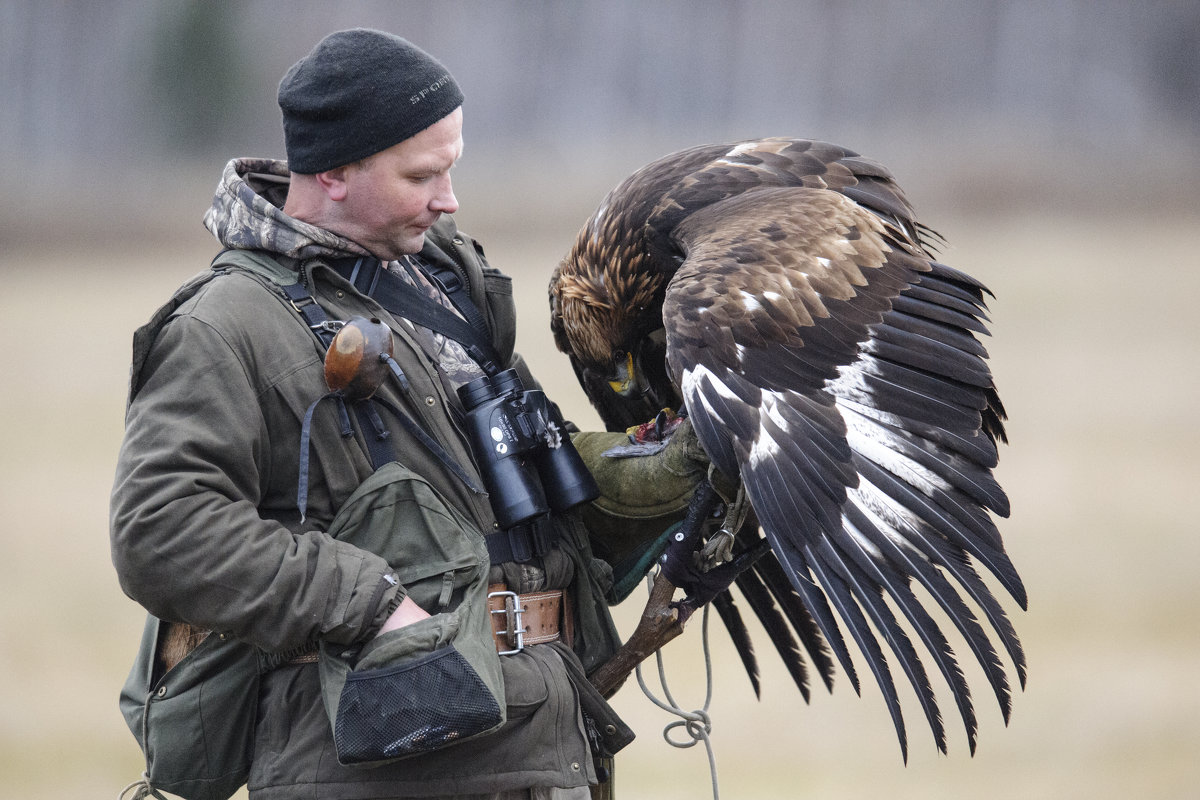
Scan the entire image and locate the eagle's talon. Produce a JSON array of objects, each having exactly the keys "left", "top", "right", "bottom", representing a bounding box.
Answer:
[{"left": 669, "top": 598, "right": 699, "bottom": 626}]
